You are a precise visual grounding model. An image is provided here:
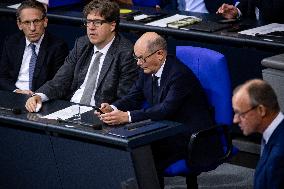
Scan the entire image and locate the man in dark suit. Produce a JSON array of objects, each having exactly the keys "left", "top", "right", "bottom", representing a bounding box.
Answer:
[
  {"left": 177, "top": 0, "right": 234, "bottom": 13},
  {"left": 217, "top": 0, "right": 284, "bottom": 23},
  {"left": 0, "top": 0, "right": 68, "bottom": 95},
  {"left": 25, "top": 0, "right": 138, "bottom": 112},
  {"left": 233, "top": 79, "right": 284, "bottom": 189},
  {"left": 98, "top": 32, "right": 213, "bottom": 188}
]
